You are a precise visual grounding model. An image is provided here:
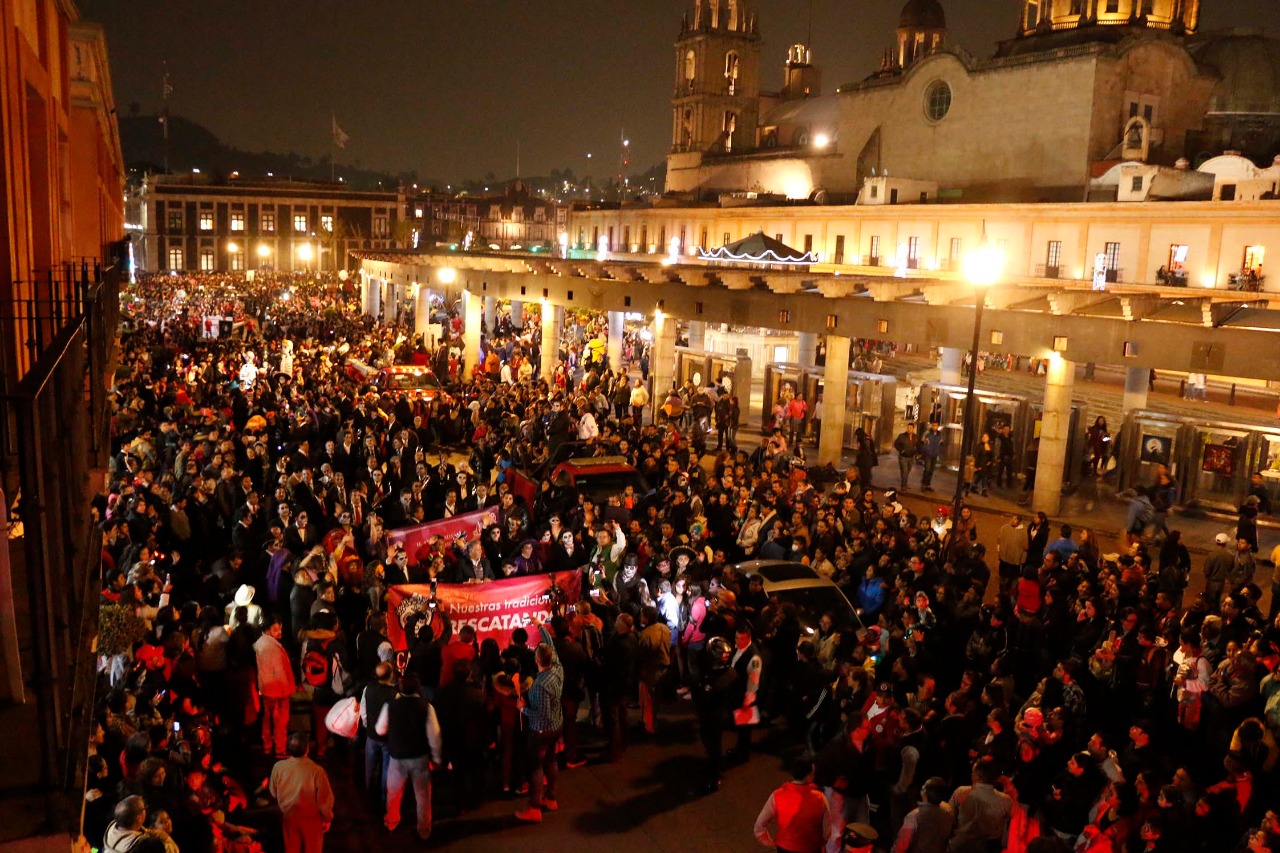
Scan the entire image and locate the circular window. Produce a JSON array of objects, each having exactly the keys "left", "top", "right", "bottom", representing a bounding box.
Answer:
[{"left": 925, "top": 81, "right": 952, "bottom": 122}]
